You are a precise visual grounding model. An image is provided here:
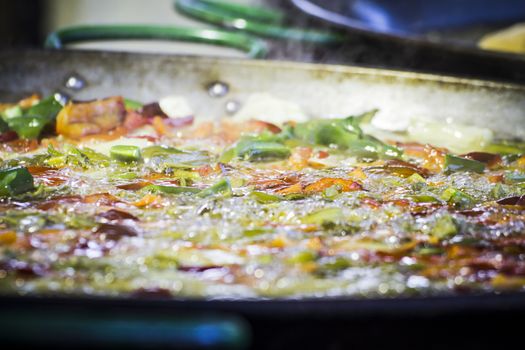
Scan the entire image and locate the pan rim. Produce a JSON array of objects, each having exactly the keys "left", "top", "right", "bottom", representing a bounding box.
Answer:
[{"left": 2, "top": 48, "right": 525, "bottom": 92}]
